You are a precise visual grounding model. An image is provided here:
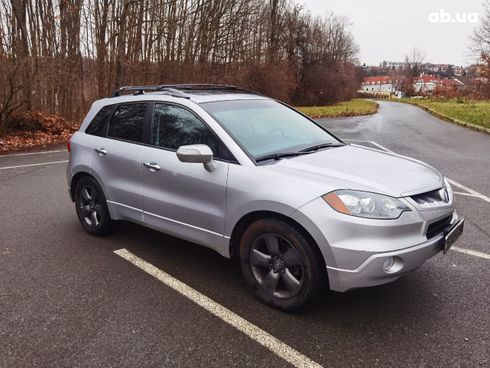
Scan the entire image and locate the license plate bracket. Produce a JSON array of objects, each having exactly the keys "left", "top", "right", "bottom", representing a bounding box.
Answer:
[{"left": 444, "top": 218, "right": 464, "bottom": 254}]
